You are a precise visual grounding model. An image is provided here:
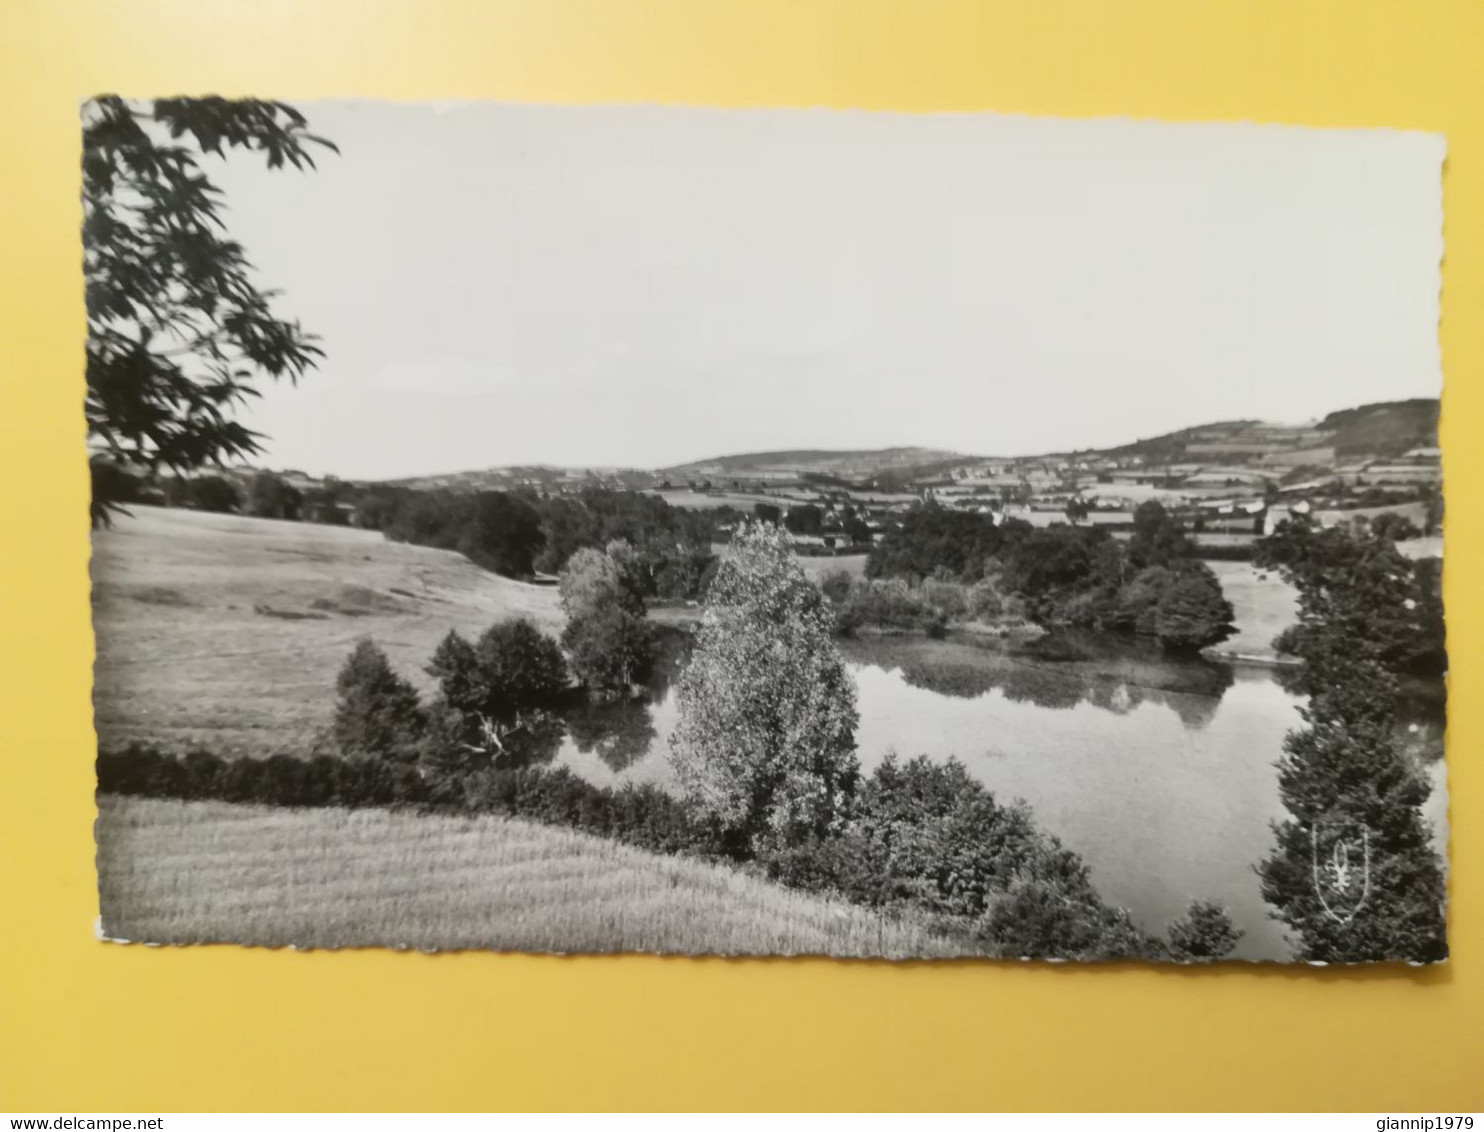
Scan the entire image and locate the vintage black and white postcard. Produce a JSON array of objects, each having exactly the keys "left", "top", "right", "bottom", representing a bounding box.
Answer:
[{"left": 88, "top": 100, "right": 1447, "bottom": 962}]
